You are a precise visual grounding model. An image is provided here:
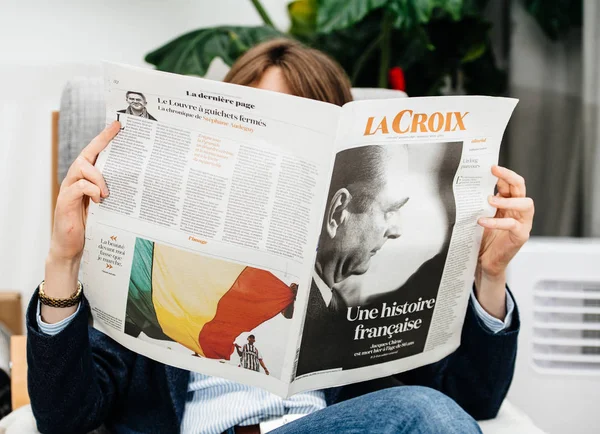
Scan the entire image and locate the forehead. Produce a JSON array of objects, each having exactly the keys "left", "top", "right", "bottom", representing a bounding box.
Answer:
[
  {"left": 373, "top": 160, "right": 409, "bottom": 208},
  {"left": 127, "top": 93, "right": 144, "bottom": 99},
  {"left": 252, "top": 66, "right": 292, "bottom": 95},
  {"left": 377, "top": 176, "right": 408, "bottom": 202},
  {"left": 352, "top": 176, "right": 408, "bottom": 212}
]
